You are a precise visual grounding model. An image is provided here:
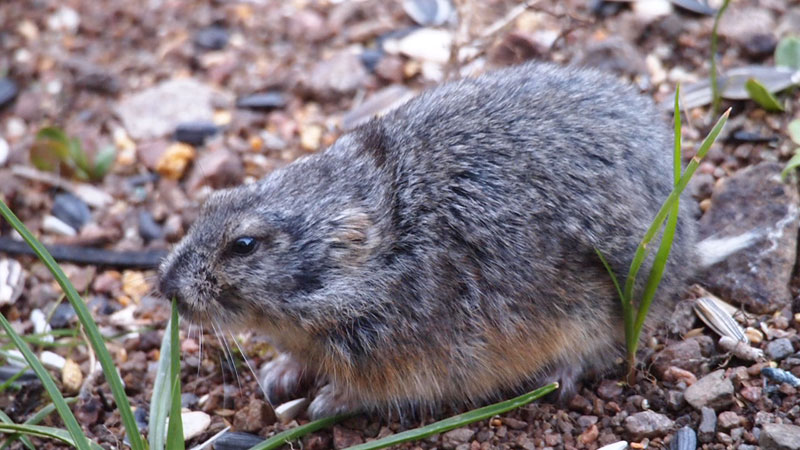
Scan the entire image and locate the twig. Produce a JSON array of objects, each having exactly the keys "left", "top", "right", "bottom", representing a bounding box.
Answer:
[{"left": 0, "top": 236, "right": 165, "bottom": 269}]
